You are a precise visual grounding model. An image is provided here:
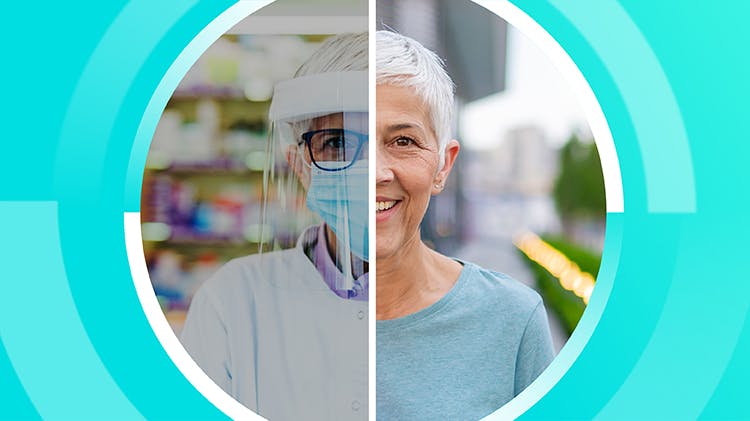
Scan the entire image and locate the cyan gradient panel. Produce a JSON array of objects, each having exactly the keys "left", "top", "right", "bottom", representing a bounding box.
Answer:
[
  {"left": 0, "top": 317, "right": 43, "bottom": 421},
  {"left": 0, "top": 3, "right": 125, "bottom": 201},
  {"left": 0, "top": 202, "right": 145, "bottom": 421}
]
